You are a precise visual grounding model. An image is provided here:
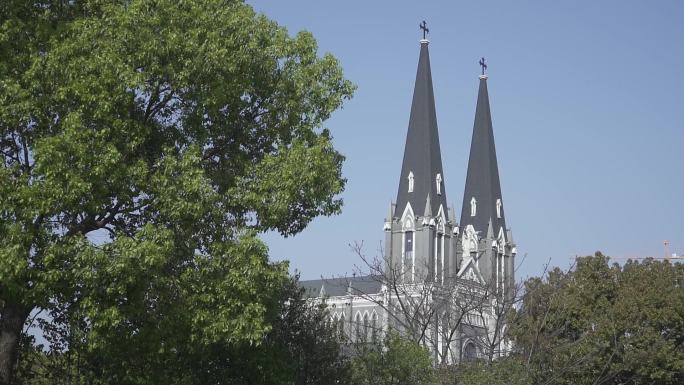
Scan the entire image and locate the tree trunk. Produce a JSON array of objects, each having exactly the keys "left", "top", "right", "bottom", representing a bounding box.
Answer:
[{"left": 0, "top": 301, "right": 30, "bottom": 385}]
